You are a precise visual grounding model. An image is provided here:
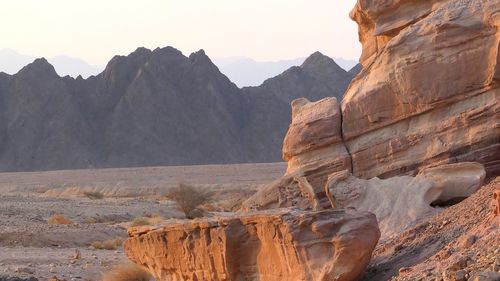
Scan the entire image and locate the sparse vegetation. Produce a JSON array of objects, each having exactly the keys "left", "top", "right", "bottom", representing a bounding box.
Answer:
[
  {"left": 90, "top": 238, "right": 123, "bottom": 250},
  {"left": 84, "top": 217, "right": 97, "bottom": 224},
  {"left": 101, "top": 262, "right": 152, "bottom": 281},
  {"left": 148, "top": 216, "right": 164, "bottom": 225},
  {"left": 35, "top": 186, "right": 51, "bottom": 194},
  {"left": 83, "top": 190, "right": 104, "bottom": 200},
  {"left": 48, "top": 214, "right": 73, "bottom": 225},
  {"left": 131, "top": 217, "right": 151, "bottom": 227},
  {"left": 165, "top": 183, "right": 214, "bottom": 219}
]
